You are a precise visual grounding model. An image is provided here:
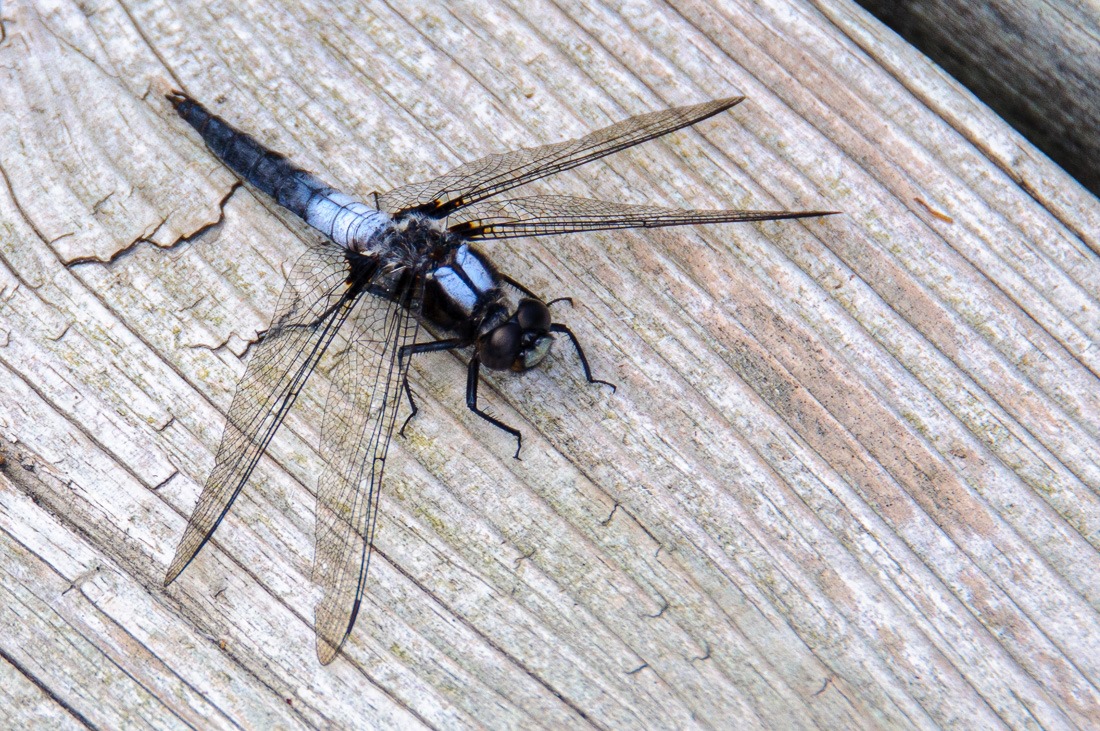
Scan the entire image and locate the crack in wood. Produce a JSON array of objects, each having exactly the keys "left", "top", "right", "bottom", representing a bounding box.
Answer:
[
  {"left": 689, "top": 640, "right": 711, "bottom": 663},
  {"left": 65, "top": 181, "right": 242, "bottom": 266},
  {"left": 598, "top": 500, "right": 664, "bottom": 557},
  {"left": 643, "top": 589, "right": 669, "bottom": 619},
  {"left": 512, "top": 547, "right": 536, "bottom": 569},
  {"left": 151, "top": 469, "right": 178, "bottom": 491},
  {"left": 46, "top": 322, "right": 71, "bottom": 342}
]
